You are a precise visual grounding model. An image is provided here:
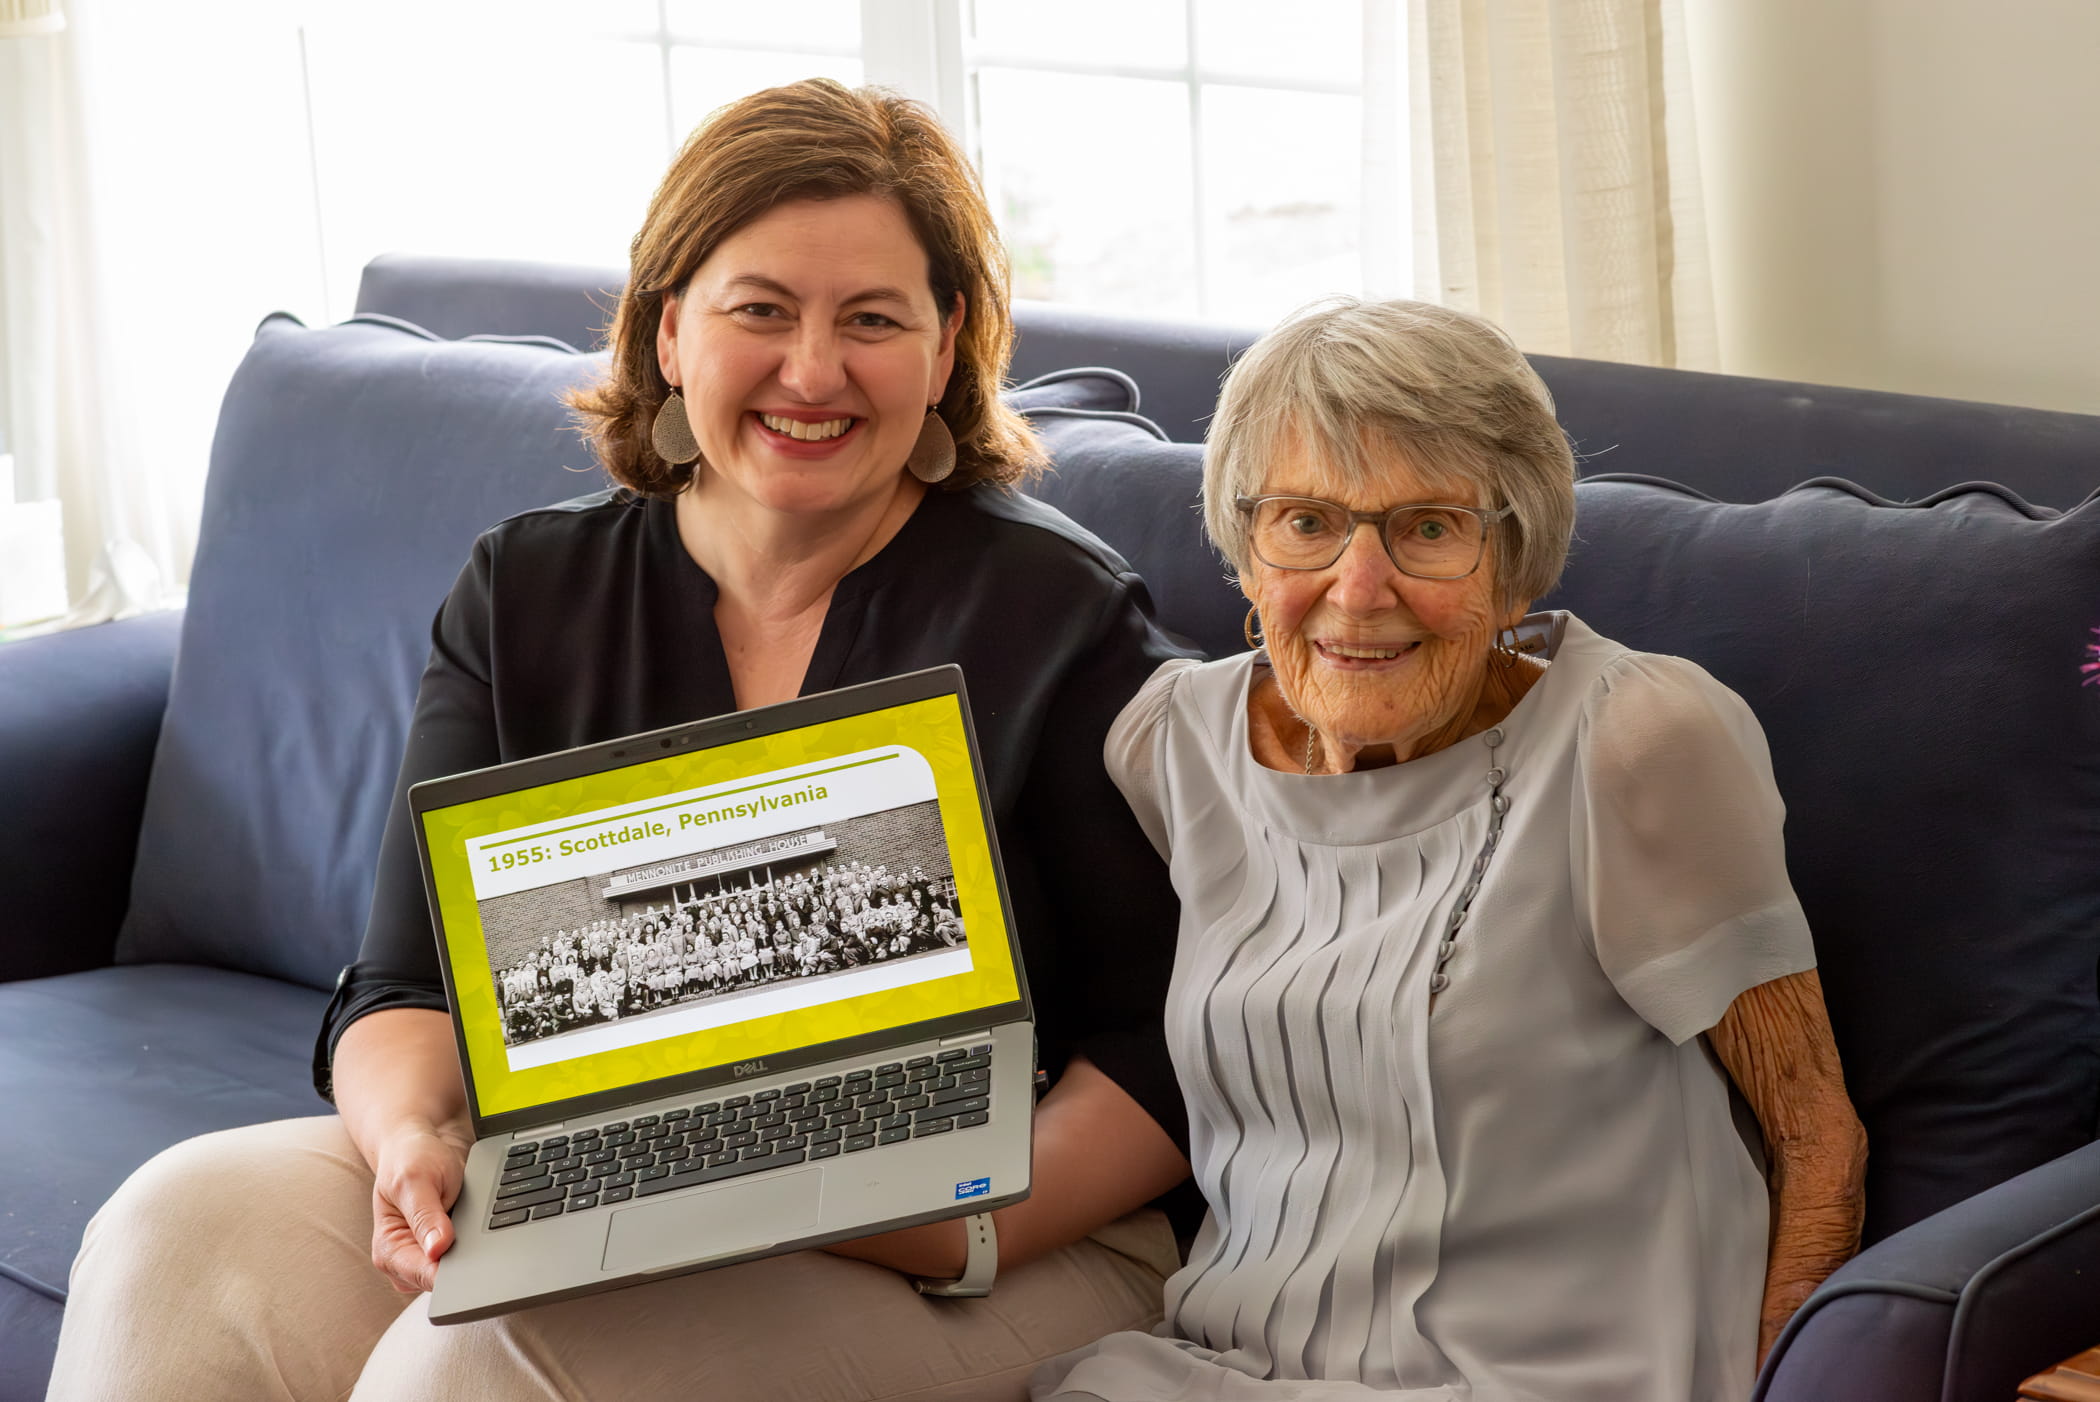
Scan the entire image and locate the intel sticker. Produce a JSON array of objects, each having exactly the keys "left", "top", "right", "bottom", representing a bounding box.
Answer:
[{"left": 955, "top": 1176, "right": 991, "bottom": 1201}]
